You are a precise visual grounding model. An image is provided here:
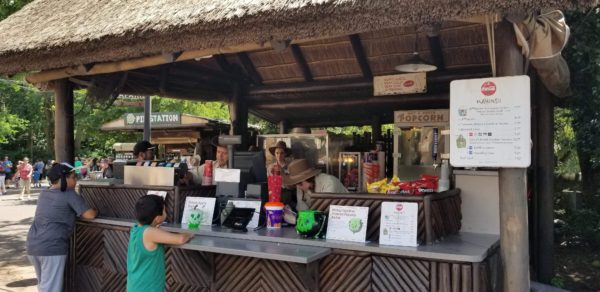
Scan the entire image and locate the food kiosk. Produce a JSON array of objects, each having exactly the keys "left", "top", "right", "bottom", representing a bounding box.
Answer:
[{"left": 0, "top": 1, "right": 587, "bottom": 291}]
